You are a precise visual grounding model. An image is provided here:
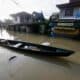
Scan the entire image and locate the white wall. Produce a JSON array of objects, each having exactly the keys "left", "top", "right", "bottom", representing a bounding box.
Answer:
[{"left": 13, "top": 16, "right": 20, "bottom": 24}]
